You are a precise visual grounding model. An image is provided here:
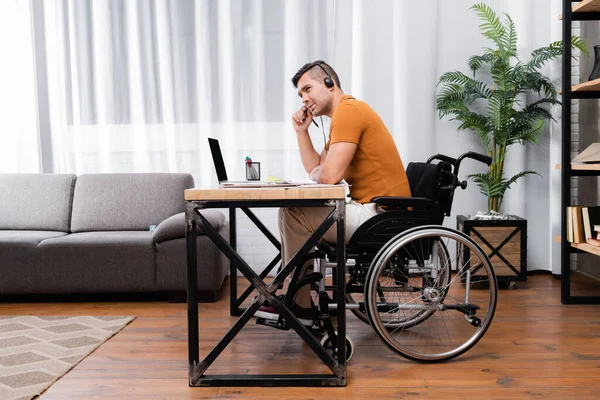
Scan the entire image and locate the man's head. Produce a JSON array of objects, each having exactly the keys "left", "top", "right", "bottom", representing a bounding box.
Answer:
[{"left": 291, "top": 61, "right": 342, "bottom": 117}]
